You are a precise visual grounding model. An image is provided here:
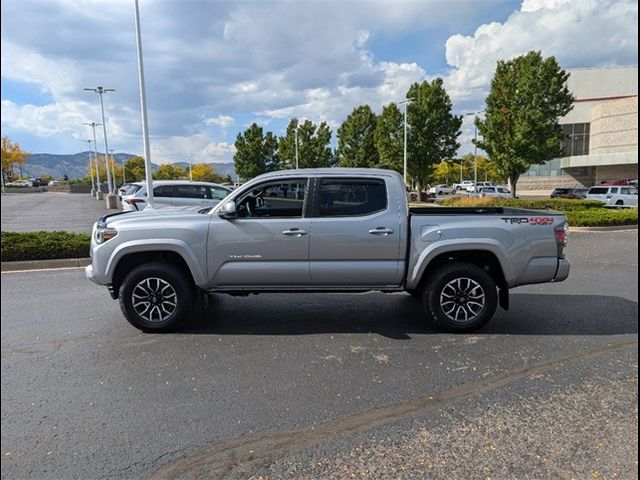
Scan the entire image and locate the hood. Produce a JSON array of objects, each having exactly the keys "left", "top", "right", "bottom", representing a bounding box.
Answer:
[{"left": 97, "top": 206, "right": 209, "bottom": 228}]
